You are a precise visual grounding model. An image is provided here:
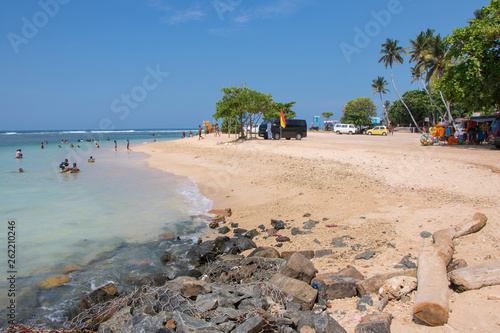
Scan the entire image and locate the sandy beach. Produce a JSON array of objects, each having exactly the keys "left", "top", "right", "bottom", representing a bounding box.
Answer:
[{"left": 135, "top": 131, "right": 500, "bottom": 332}]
